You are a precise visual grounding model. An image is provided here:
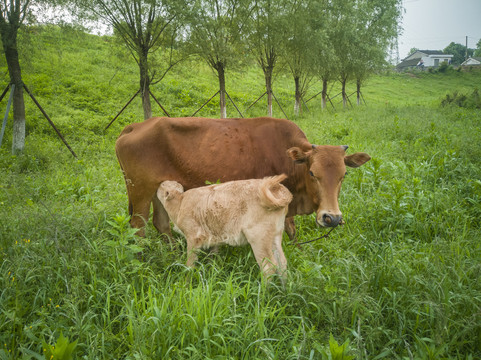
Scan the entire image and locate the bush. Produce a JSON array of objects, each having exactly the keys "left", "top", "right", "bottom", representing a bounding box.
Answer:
[{"left": 441, "top": 88, "right": 481, "bottom": 109}]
